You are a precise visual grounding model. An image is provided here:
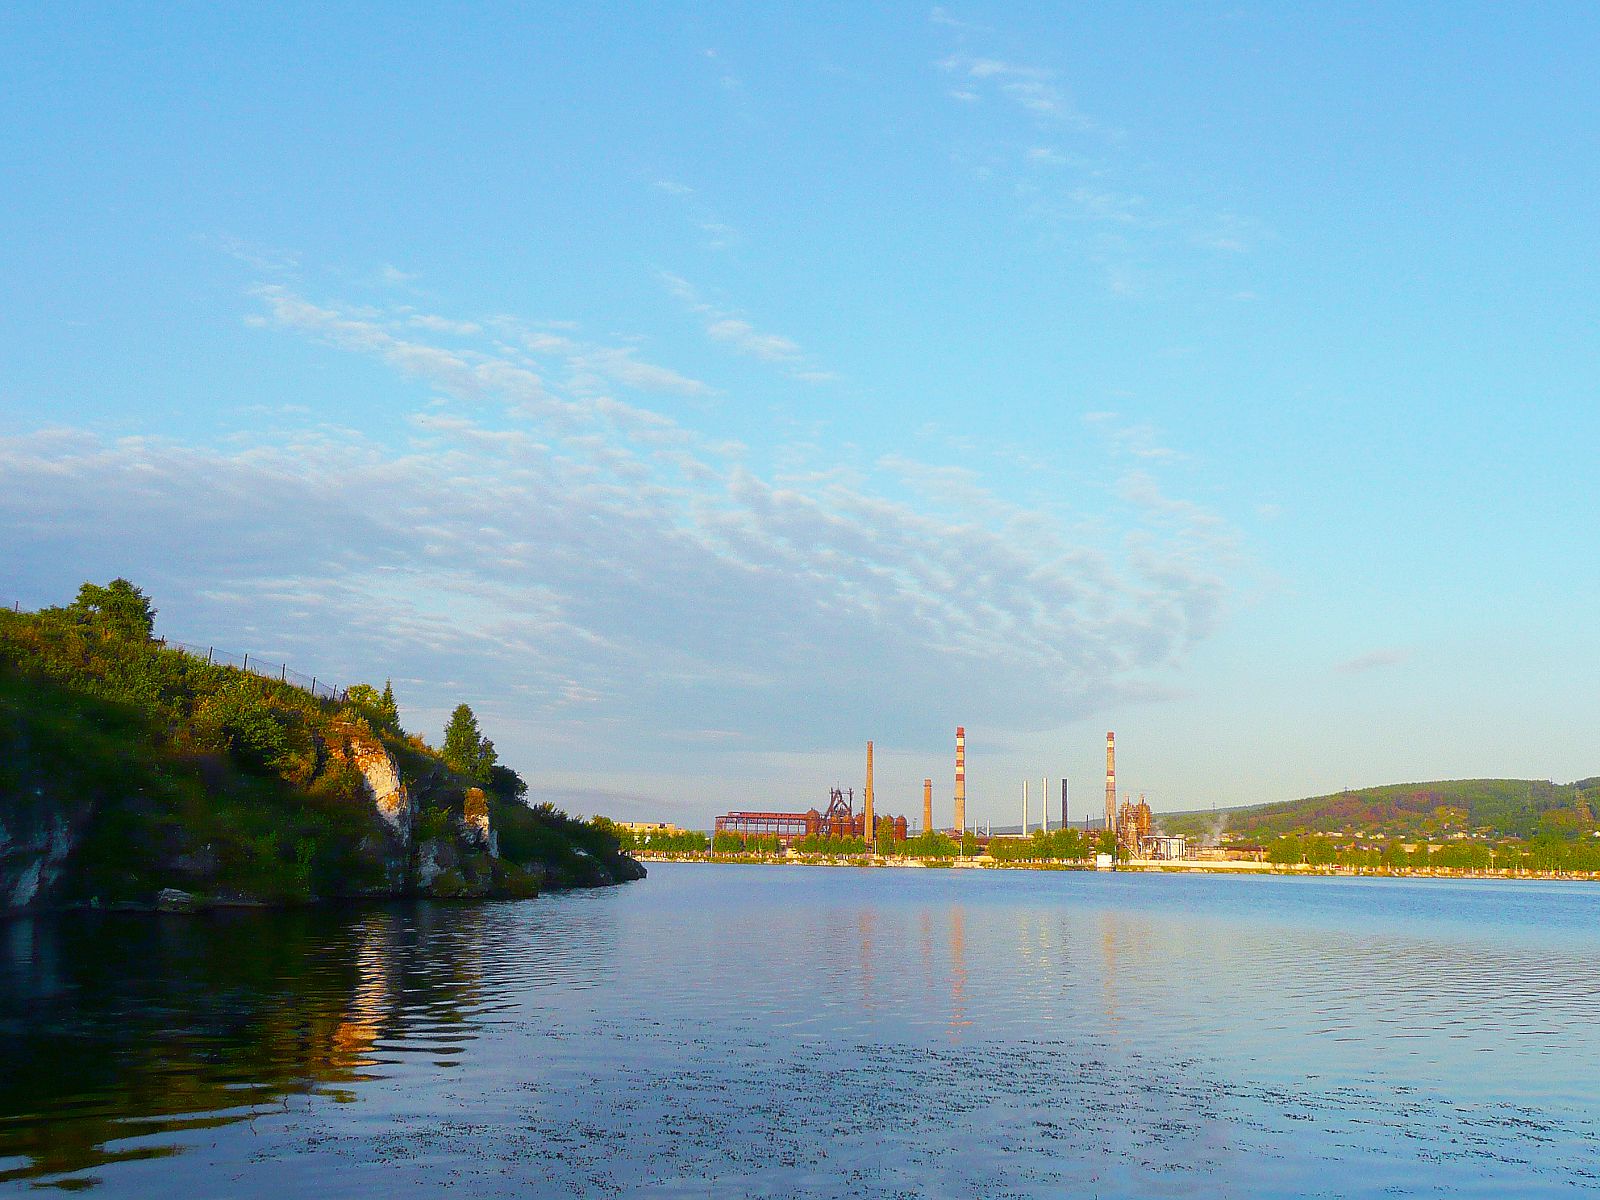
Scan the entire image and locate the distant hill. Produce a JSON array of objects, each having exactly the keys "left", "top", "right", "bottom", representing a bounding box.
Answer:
[{"left": 1159, "top": 778, "right": 1600, "bottom": 843}]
